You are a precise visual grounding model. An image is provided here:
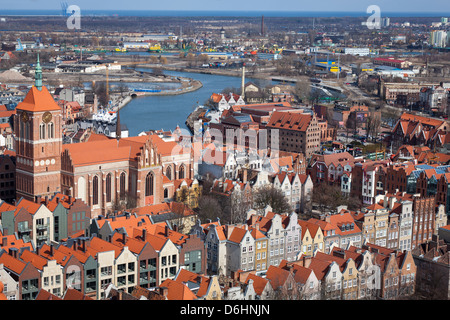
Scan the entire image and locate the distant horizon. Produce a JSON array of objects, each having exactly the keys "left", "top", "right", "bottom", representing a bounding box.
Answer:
[{"left": 1, "top": 9, "right": 450, "bottom": 18}]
